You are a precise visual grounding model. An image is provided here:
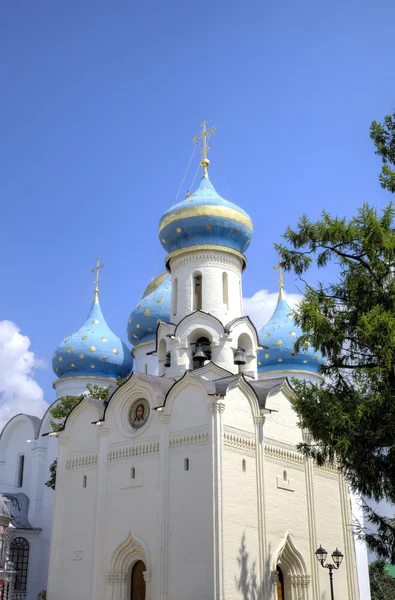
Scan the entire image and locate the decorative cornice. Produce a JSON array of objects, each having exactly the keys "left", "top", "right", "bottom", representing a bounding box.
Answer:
[
  {"left": 165, "top": 244, "right": 246, "bottom": 271},
  {"left": 108, "top": 441, "right": 160, "bottom": 462},
  {"left": 159, "top": 205, "right": 253, "bottom": 233},
  {"left": 264, "top": 442, "right": 304, "bottom": 470},
  {"left": 208, "top": 401, "right": 226, "bottom": 414},
  {"left": 170, "top": 431, "right": 209, "bottom": 451},
  {"left": 131, "top": 340, "right": 156, "bottom": 354},
  {"left": 66, "top": 453, "right": 98, "bottom": 469},
  {"left": 159, "top": 413, "right": 171, "bottom": 424},
  {"left": 170, "top": 248, "right": 242, "bottom": 272},
  {"left": 104, "top": 572, "right": 126, "bottom": 582},
  {"left": 223, "top": 431, "right": 256, "bottom": 455},
  {"left": 254, "top": 415, "right": 266, "bottom": 426}
]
